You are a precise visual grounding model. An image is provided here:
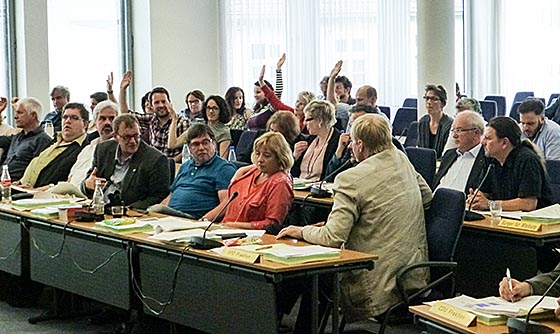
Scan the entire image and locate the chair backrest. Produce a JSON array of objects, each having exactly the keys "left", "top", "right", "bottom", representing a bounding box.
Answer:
[
  {"left": 513, "top": 91, "right": 534, "bottom": 104},
  {"left": 392, "top": 136, "right": 407, "bottom": 155},
  {"left": 548, "top": 93, "right": 560, "bottom": 107},
  {"left": 425, "top": 188, "right": 465, "bottom": 264},
  {"left": 230, "top": 129, "right": 244, "bottom": 148},
  {"left": 168, "top": 158, "right": 176, "bottom": 186},
  {"left": 235, "top": 130, "right": 257, "bottom": 163},
  {"left": 378, "top": 106, "right": 391, "bottom": 120},
  {"left": 509, "top": 101, "right": 522, "bottom": 122},
  {"left": 403, "top": 121, "right": 418, "bottom": 147},
  {"left": 484, "top": 95, "right": 506, "bottom": 116},
  {"left": 479, "top": 100, "right": 497, "bottom": 122},
  {"left": 392, "top": 107, "right": 417, "bottom": 137},
  {"left": 405, "top": 147, "right": 436, "bottom": 187},
  {"left": 402, "top": 98, "right": 417, "bottom": 108},
  {"left": 546, "top": 160, "right": 560, "bottom": 204}
]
